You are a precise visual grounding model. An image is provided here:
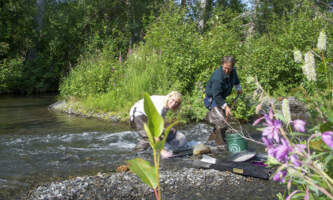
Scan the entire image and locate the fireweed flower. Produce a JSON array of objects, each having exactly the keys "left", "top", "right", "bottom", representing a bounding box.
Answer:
[
  {"left": 294, "top": 144, "right": 306, "bottom": 153},
  {"left": 262, "top": 136, "right": 273, "bottom": 147},
  {"left": 262, "top": 114, "right": 282, "bottom": 143},
  {"left": 274, "top": 138, "right": 292, "bottom": 163},
  {"left": 290, "top": 154, "right": 302, "bottom": 167},
  {"left": 293, "top": 50, "right": 303, "bottom": 63},
  {"left": 322, "top": 131, "right": 333, "bottom": 149},
  {"left": 317, "top": 31, "right": 327, "bottom": 51},
  {"left": 290, "top": 144, "right": 306, "bottom": 167},
  {"left": 291, "top": 119, "right": 306, "bottom": 132},
  {"left": 253, "top": 116, "right": 264, "bottom": 126},
  {"left": 273, "top": 170, "right": 287, "bottom": 183}
]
